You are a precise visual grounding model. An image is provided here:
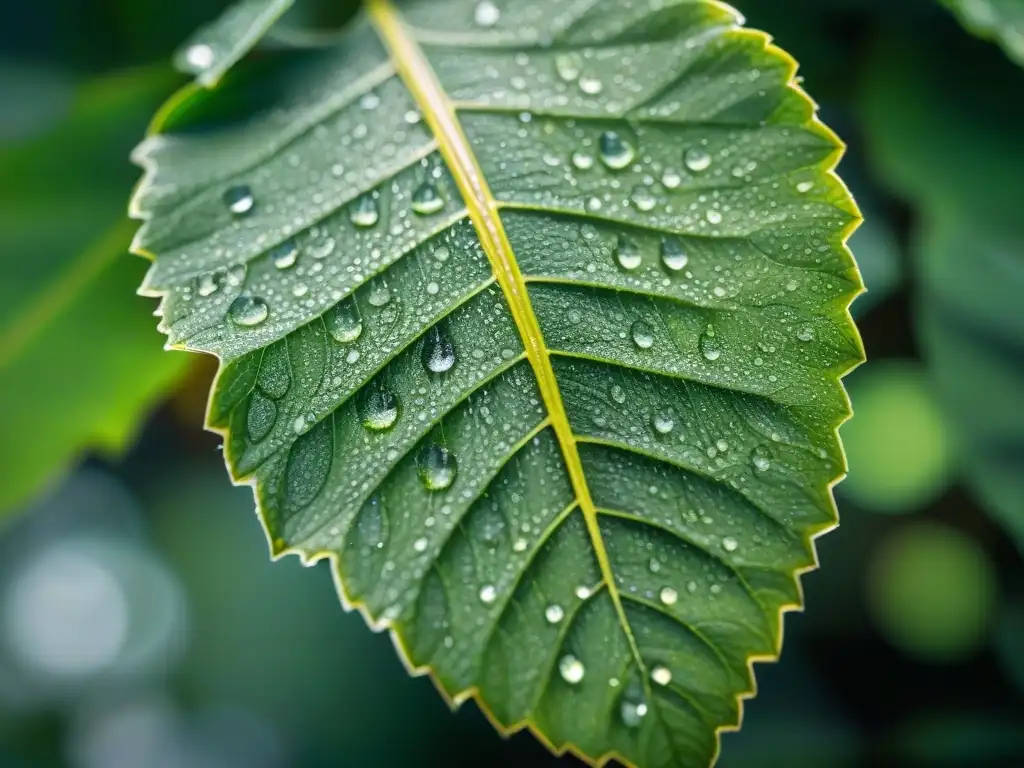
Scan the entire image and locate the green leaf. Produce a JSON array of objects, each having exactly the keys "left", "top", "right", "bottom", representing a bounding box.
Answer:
[
  {"left": 132, "top": 1, "right": 863, "bottom": 765},
  {"left": 861, "top": 29, "right": 1024, "bottom": 551},
  {"left": 941, "top": 0, "right": 1024, "bottom": 66},
  {"left": 174, "top": 0, "right": 296, "bottom": 87},
  {"left": 0, "top": 67, "right": 191, "bottom": 515}
]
